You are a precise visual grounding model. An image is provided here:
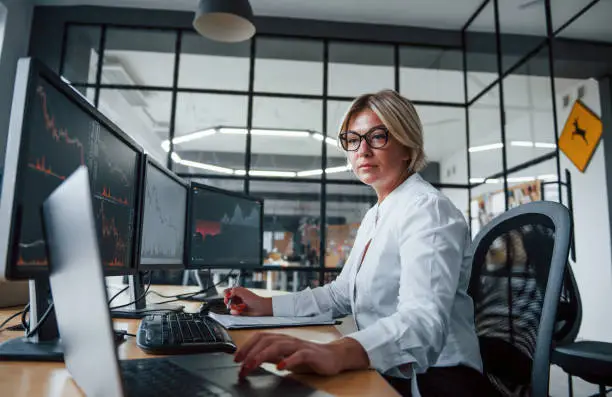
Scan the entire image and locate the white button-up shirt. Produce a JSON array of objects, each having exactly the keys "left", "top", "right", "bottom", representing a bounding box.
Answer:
[{"left": 272, "top": 173, "right": 483, "bottom": 385}]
